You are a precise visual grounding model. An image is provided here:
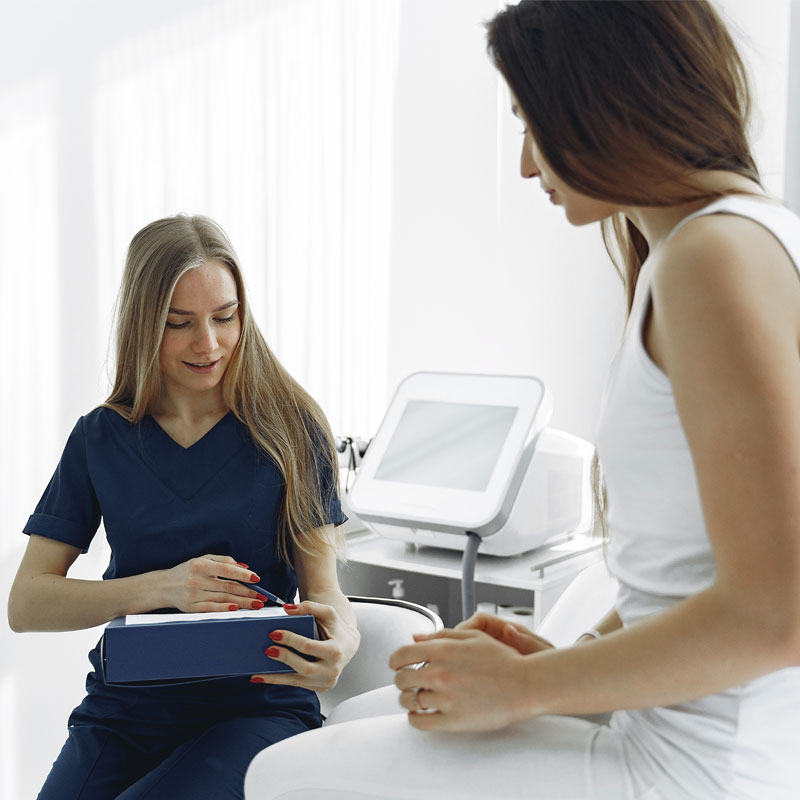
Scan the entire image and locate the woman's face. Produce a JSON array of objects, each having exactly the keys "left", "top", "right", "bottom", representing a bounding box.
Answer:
[
  {"left": 512, "top": 97, "right": 618, "bottom": 226},
  {"left": 158, "top": 259, "right": 241, "bottom": 400}
]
